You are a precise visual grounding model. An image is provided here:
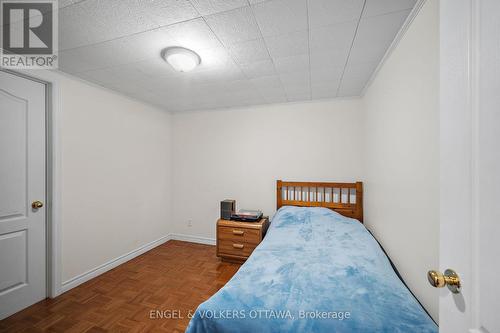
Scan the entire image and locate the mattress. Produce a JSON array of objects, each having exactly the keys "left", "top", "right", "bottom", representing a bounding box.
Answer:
[{"left": 186, "top": 206, "right": 437, "bottom": 333}]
